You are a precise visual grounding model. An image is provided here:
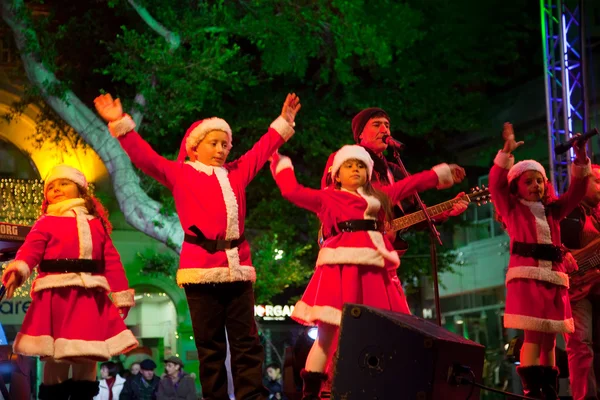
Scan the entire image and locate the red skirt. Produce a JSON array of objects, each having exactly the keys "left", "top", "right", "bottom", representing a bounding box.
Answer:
[
  {"left": 291, "top": 264, "right": 410, "bottom": 326},
  {"left": 14, "top": 286, "right": 138, "bottom": 362},
  {"left": 504, "top": 278, "right": 574, "bottom": 334}
]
